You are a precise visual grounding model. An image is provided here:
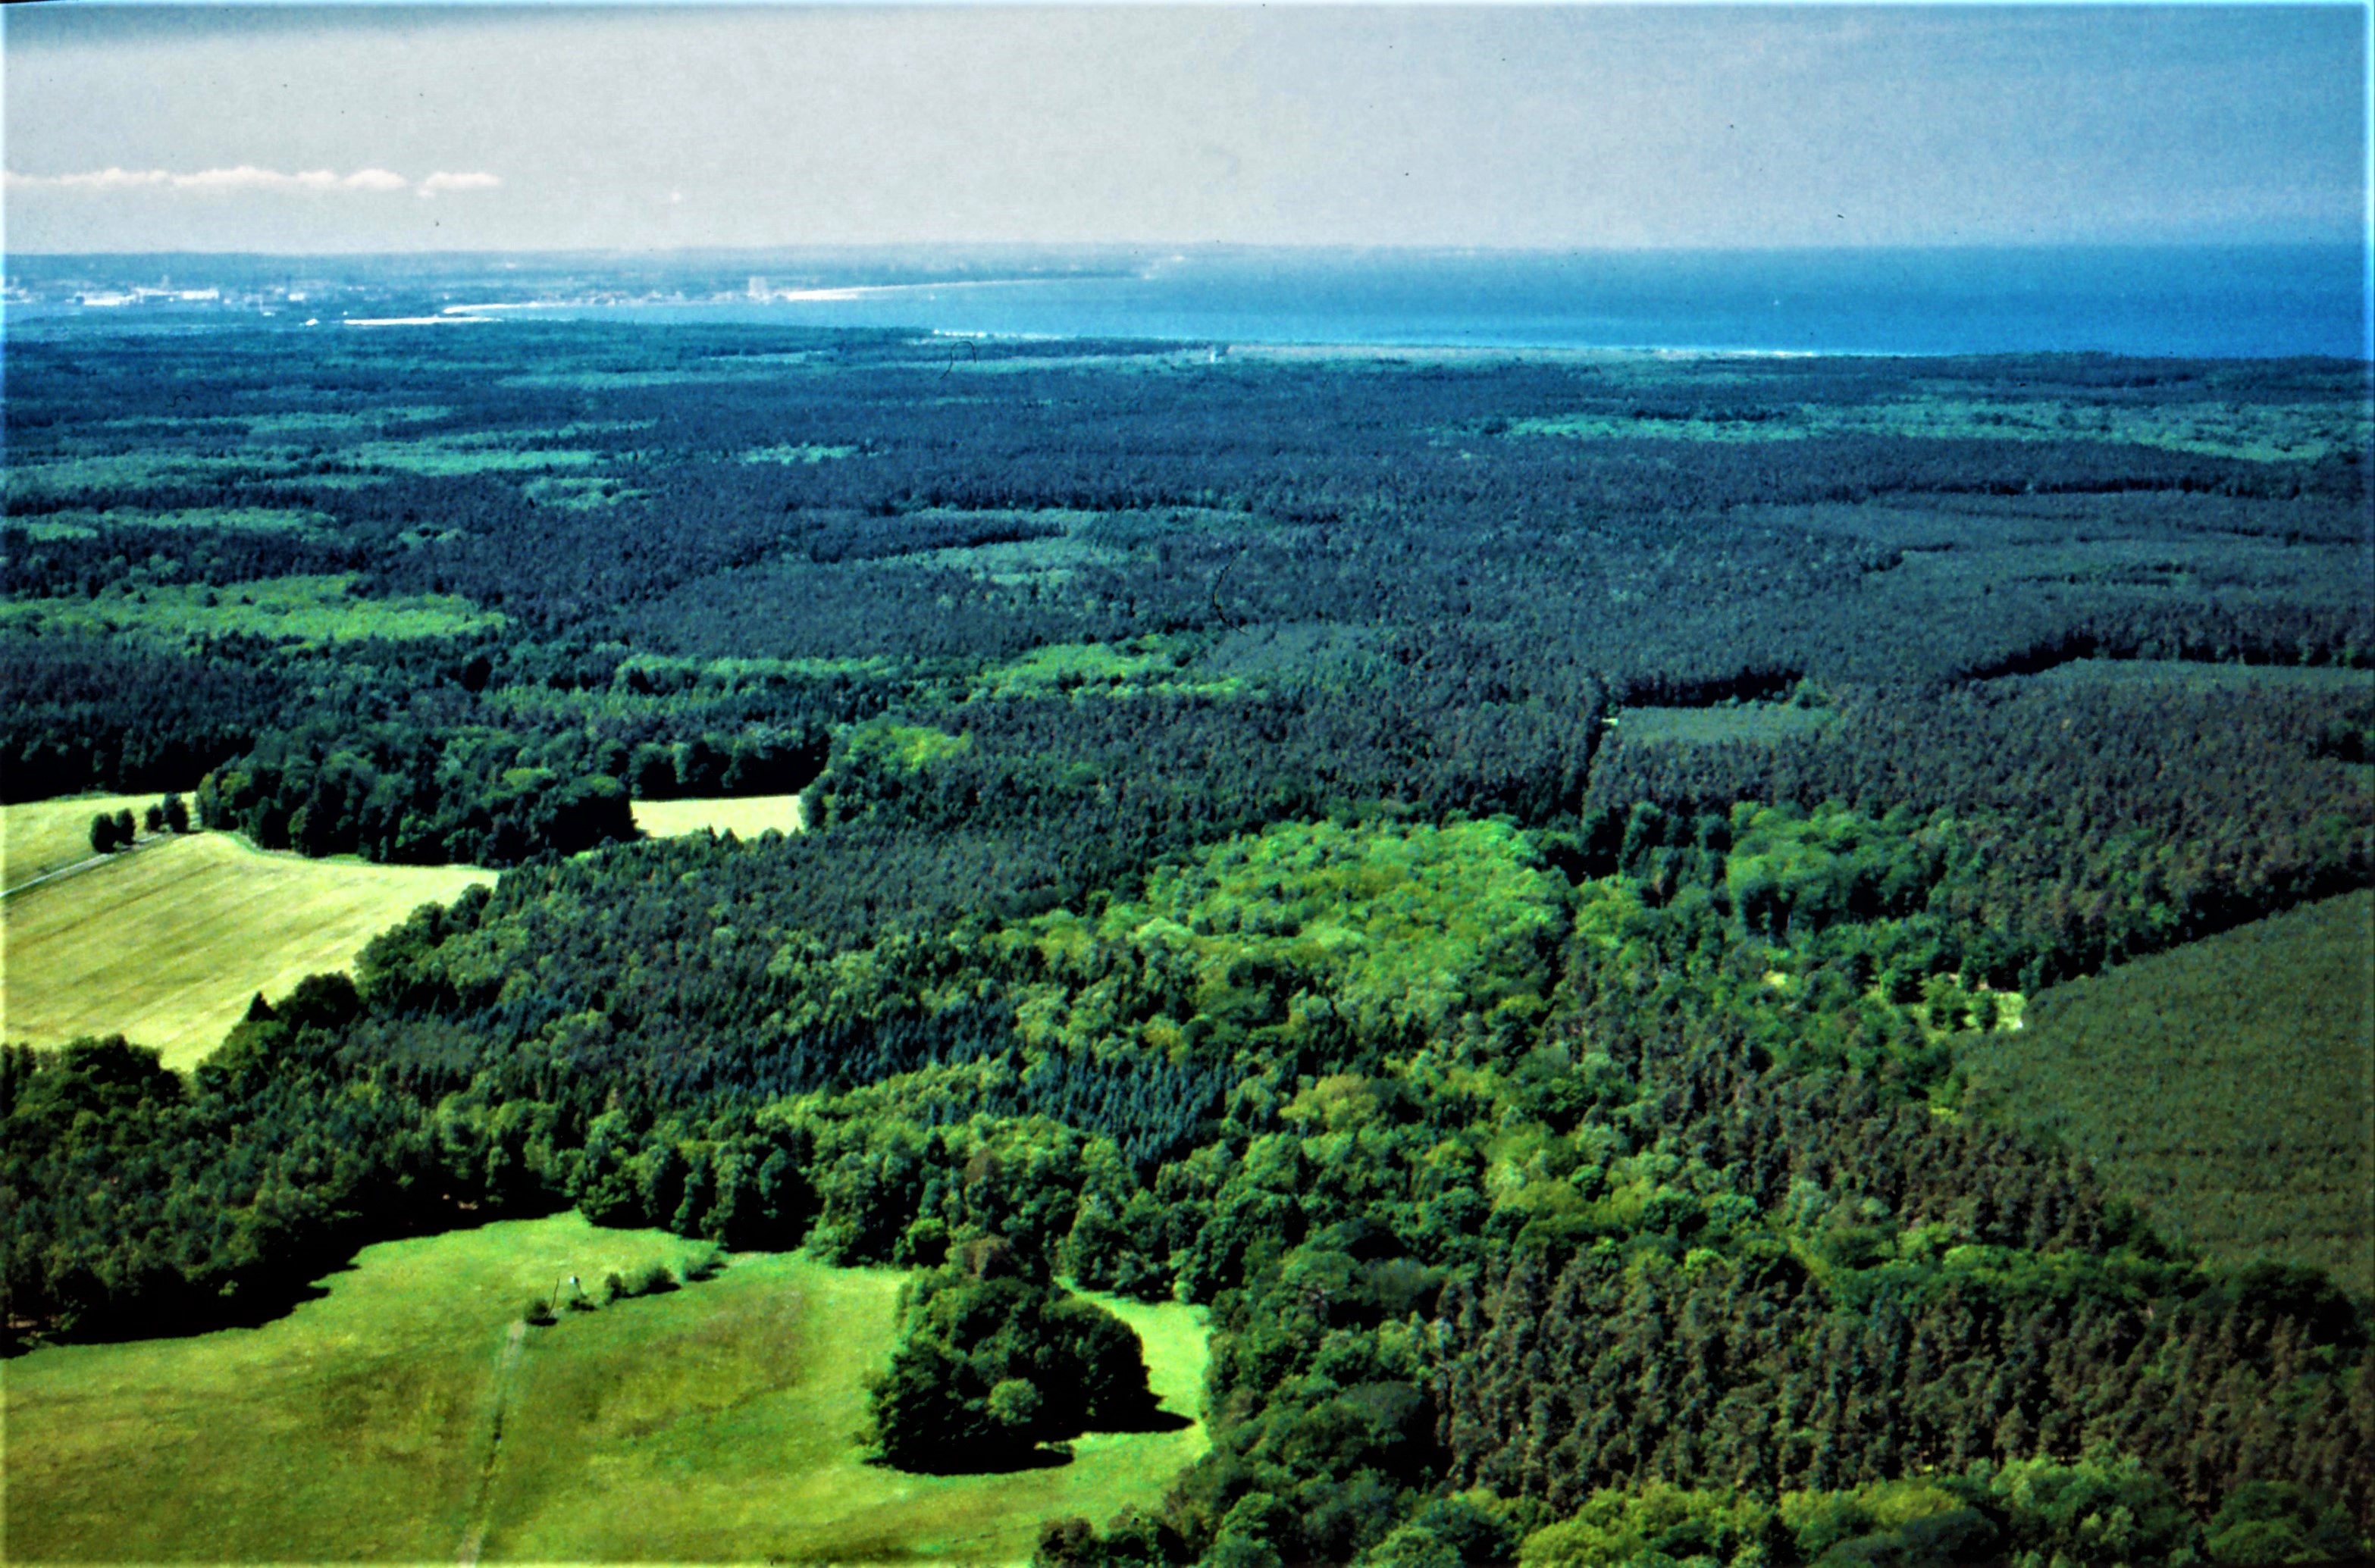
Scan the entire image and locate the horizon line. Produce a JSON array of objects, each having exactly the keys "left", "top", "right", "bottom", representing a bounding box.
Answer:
[{"left": 9, "top": 237, "right": 2368, "bottom": 262}]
